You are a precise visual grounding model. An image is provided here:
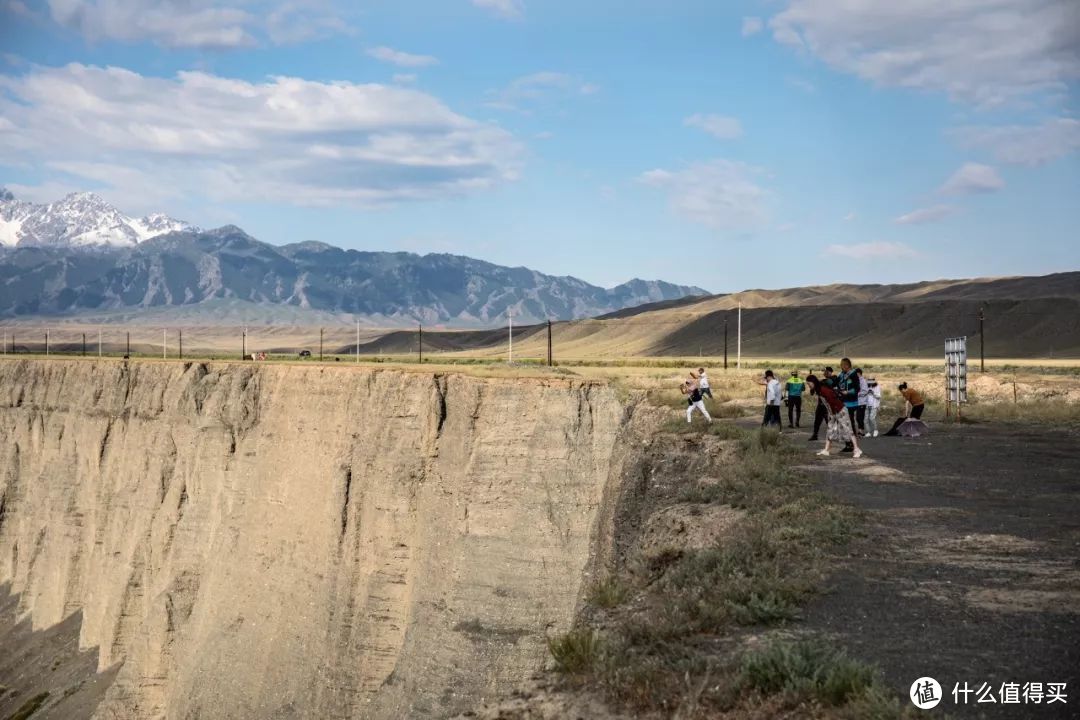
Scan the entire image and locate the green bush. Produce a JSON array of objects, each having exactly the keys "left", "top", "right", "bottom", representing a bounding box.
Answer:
[{"left": 740, "top": 638, "right": 877, "bottom": 706}]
